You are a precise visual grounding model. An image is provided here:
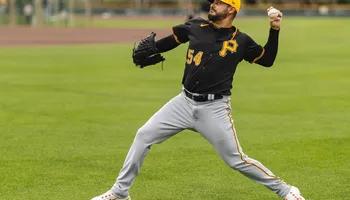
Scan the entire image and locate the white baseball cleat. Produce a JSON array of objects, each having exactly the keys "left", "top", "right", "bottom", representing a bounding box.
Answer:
[
  {"left": 91, "top": 190, "right": 131, "bottom": 200},
  {"left": 284, "top": 186, "right": 305, "bottom": 200}
]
